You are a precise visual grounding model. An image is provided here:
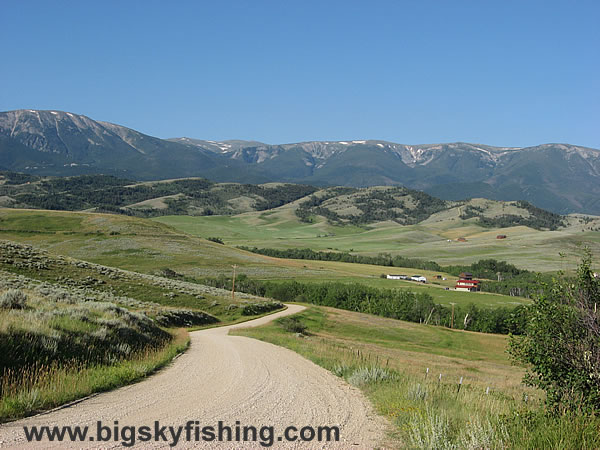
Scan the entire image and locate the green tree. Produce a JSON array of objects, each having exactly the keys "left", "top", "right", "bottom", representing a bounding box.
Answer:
[{"left": 509, "top": 252, "right": 600, "bottom": 413}]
